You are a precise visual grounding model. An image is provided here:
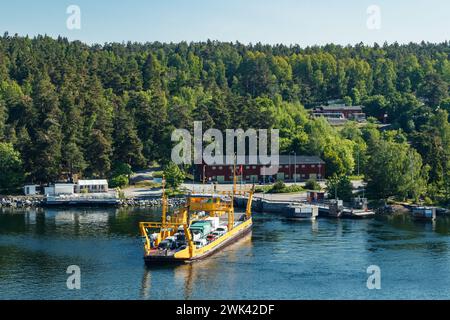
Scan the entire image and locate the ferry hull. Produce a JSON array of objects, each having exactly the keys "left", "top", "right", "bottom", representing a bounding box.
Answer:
[{"left": 144, "top": 222, "right": 252, "bottom": 266}]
